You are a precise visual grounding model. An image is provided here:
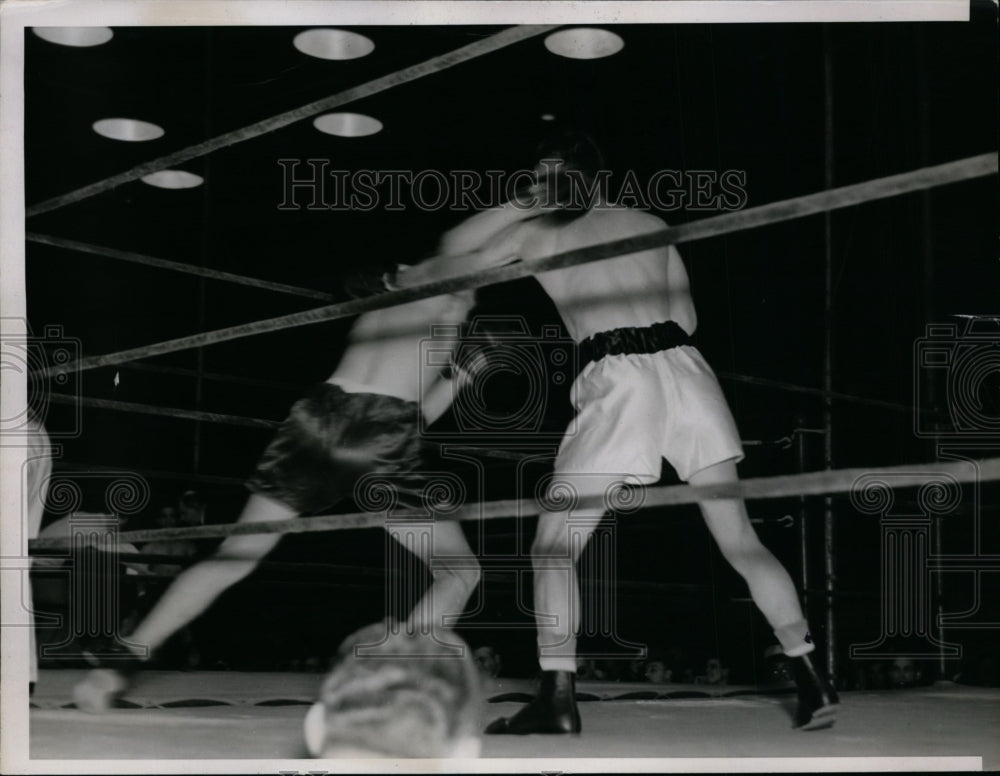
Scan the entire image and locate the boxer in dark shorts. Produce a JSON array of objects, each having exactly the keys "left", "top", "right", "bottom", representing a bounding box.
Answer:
[
  {"left": 73, "top": 258, "right": 486, "bottom": 711},
  {"left": 247, "top": 382, "right": 426, "bottom": 514}
]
